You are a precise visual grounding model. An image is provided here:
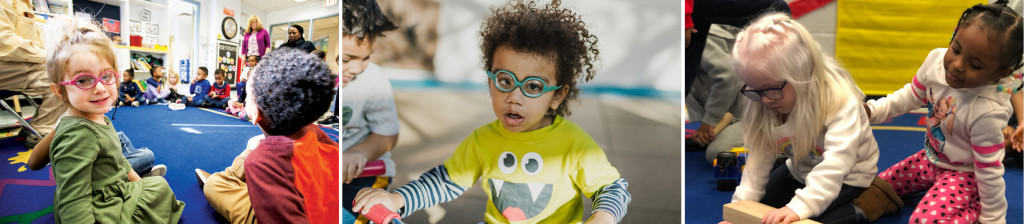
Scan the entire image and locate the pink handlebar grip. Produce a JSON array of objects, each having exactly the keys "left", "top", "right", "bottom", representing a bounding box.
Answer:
[
  {"left": 358, "top": 160, "right": 386, "bottom": 178},
  {"left": 364, "top": 204, "right": 400, "bottom": 224}
]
